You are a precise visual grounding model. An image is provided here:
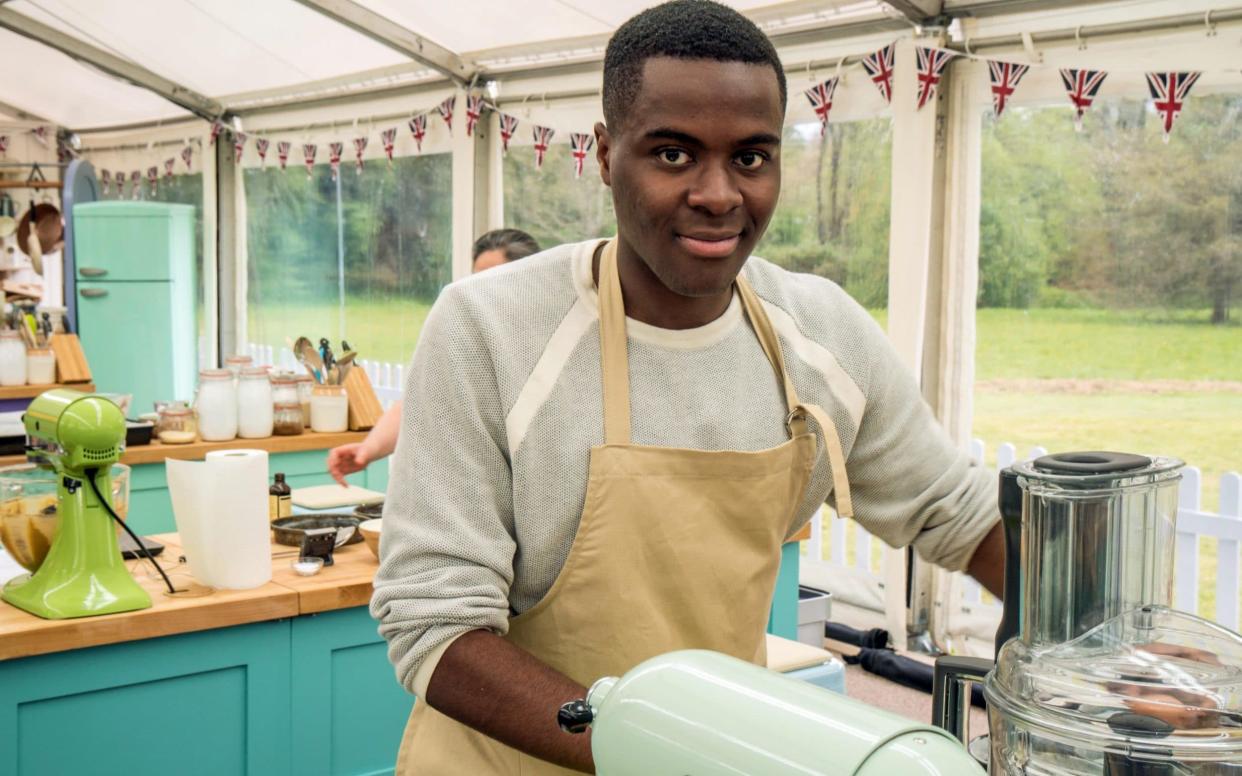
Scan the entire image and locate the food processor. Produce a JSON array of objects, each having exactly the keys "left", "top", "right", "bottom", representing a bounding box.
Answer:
[{"left": 934, "top": 451, "right": 1242, "bottom": 773}]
